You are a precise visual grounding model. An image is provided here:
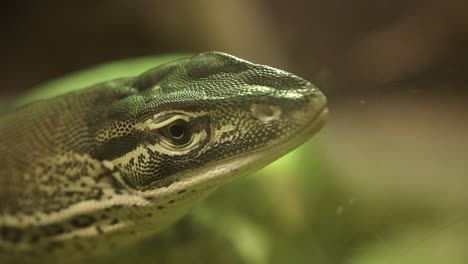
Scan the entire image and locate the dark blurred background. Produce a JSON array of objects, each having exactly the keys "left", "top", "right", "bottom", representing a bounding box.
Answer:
[
  {"left": 2, "top": 0, "right": 467, "bottom": 96},
  {"left": 2, "top": 1, "right": 468, "bottom": 263}
]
